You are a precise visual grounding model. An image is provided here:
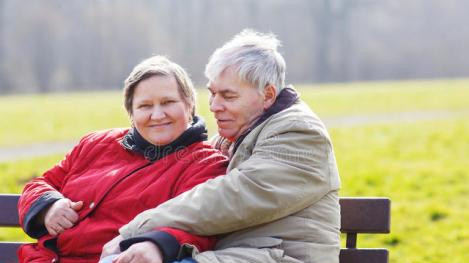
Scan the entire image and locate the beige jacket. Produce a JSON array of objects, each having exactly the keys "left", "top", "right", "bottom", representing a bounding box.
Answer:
[{"left": 119, "top": 101, "right": 341, "bottom": 263}]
